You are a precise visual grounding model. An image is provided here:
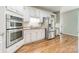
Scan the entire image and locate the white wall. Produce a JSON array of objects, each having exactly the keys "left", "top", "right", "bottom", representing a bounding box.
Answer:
[
  {"left": 55, "top": 12, "right": 60, "bottom": 35},
  {"left": 55, "top": 12, "right": 60, "bottom": 23},
  {"left": 78, "top": 10, "right": 79, "bottom": 52}
]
